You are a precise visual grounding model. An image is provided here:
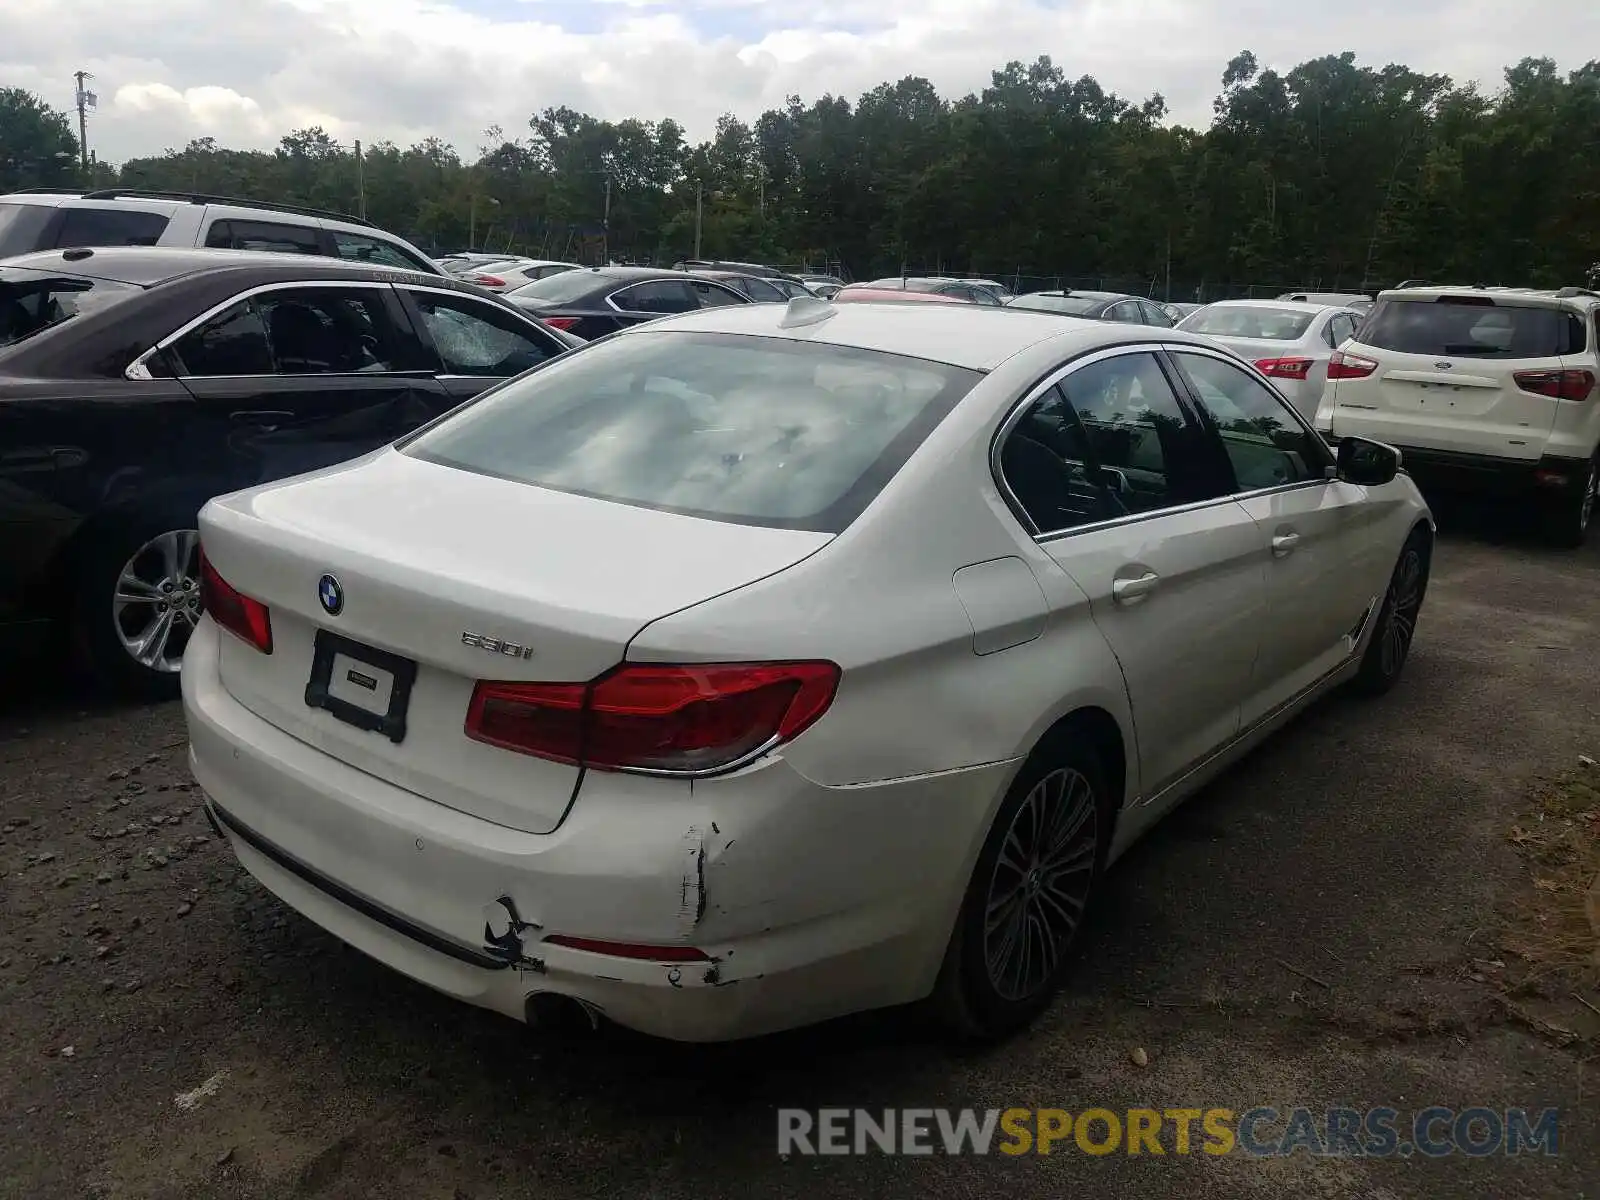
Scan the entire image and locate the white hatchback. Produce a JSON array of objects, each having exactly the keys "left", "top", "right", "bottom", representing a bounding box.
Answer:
[{"left": 183, "top": 298, "right": 1434, "bottom": 1042}]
